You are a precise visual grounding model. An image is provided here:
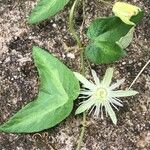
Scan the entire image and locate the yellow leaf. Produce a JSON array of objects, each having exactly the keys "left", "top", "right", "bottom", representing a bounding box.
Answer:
[{"left": 113, "top": 2, "right": 141, "bottom": 25}]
